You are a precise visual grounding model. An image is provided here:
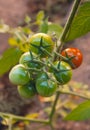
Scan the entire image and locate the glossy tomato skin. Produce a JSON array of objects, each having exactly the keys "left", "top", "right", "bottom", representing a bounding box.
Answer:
[
  {"left": 19, "top": 52, "right": 42, "bottom": 69},
  {"left": 53, "top": 61, "right": 72, "bottom": 85},
  {"left": 29, "top": 33, "right": 54, "bottom": 57},
  {"left": 18, "top": 82, "right": 36, "bottom": 98},
  {"left": 61, "top": 48, "right": 83, "bottom": 69},
  {"left": 36, "top": 79, "right": 57, "bottom": 97},
  {"left": 9, "top": 64, "right": 30, "bottom": 85},
  {"left": 36, "top": 72, "right": 48, "bottom": 81}
]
